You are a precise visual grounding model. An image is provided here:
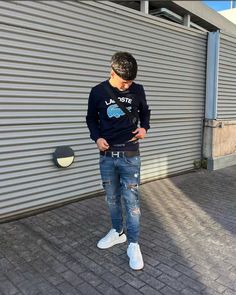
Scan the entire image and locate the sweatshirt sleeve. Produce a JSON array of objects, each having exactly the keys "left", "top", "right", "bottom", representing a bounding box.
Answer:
[
  {"left": 86, "top": 87, "right": 100, "bottom": 142},
  {"left": 139, "top": 85, "right": 151, "bottom": 131}
]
